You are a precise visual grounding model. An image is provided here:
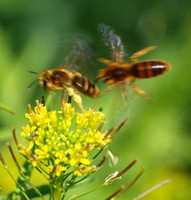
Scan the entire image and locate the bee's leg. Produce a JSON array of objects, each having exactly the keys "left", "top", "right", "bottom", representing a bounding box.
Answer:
[
  {"left": 99, "top": 84, "right": 115, "bottom": 97},
  {"left": 73, "top": 90, "right": 84, "bottom": 112},
  {"left": 41, "top": 96, "right": 45, "bottom": 106},
  {"left": 67, "top": 87, "right": 84, "bottom": 112},
  {"left": 68, "top": 95, "right": 72, "bottom": 104},
  {"left": 129, "top": 46, "right": 157, "bottom": 63},
  {"left": 98, "top": 58, "right": 114, "bottom": 66},
  {"left": 129, "top": 80, "right": 153, "bottom": 102},
  {"left": 61, "top": 89, "right": 67, "bottom": 109}
]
